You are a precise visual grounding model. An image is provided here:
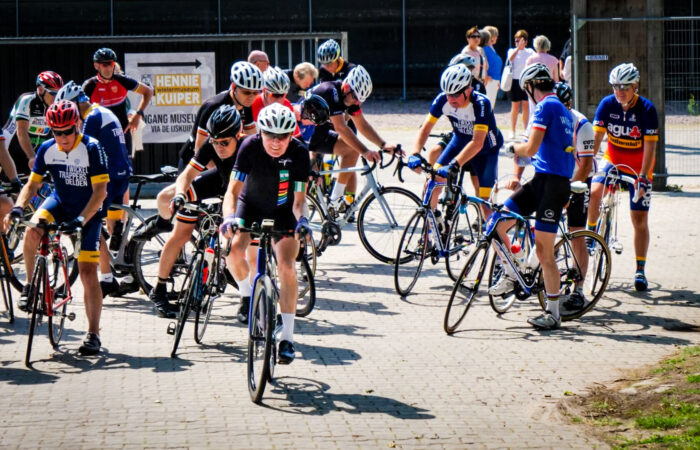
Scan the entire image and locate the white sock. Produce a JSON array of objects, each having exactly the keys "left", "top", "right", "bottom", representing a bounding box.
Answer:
[
  {"left": 99, "top": 272, "right": 114, "bottom": 283},
  {"left": 546, "top": 293, "right": 560, "bottom": 319},
  {"left": 280, "top": 313, "right": 295, "bottom": 343},
  {"left": 330, "top": 182, "right": 346, "bottom": 202},
  {"left": 234, "top": 275, "right": 252, "bottom": 297}
]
